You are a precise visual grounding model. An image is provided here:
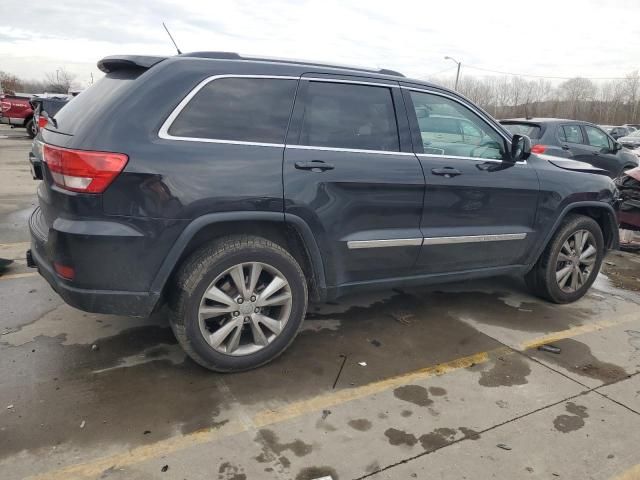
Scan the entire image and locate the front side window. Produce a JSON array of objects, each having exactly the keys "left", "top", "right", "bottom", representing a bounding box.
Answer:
[
  {"left": 584, "top": 126, "right": 609, "bottom": 149},
  {"left": 168, "top": 78, "right": 297, "bottom": 144},
  {"left": 562, "top": 125, "right": 584, "bottom": 144},
  {"left": 409, "top": 91, "right": 505, "bottom": 160},
  {"left": 298, "top": 81, "right": 400, "bottom": 151}
]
